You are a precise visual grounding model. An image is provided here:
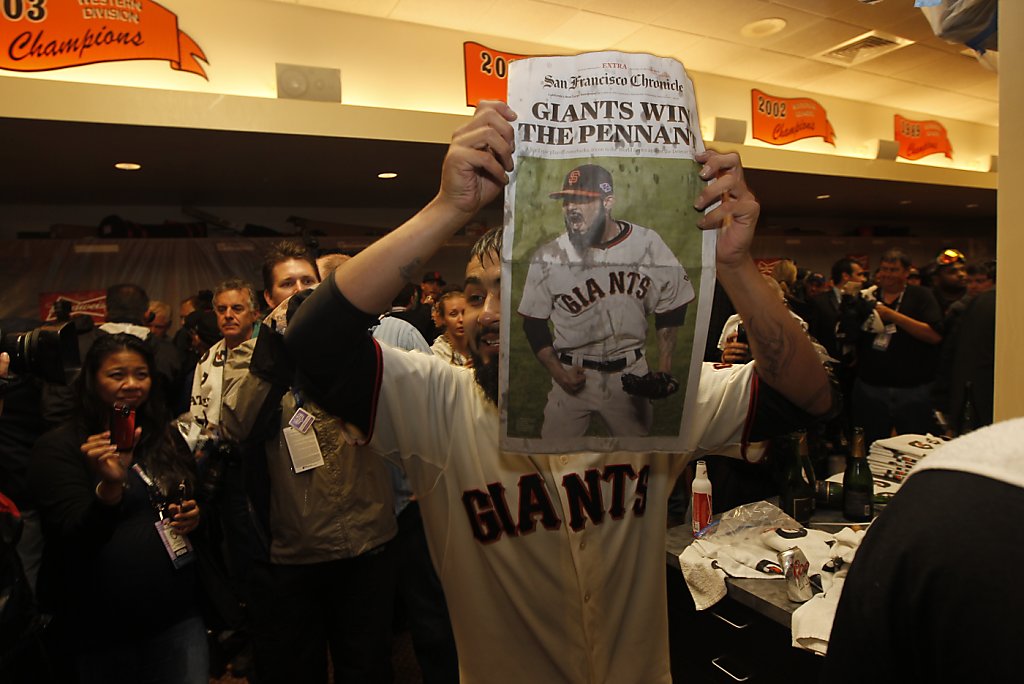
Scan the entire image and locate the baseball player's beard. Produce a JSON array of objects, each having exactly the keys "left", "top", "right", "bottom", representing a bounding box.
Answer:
[
  {"left": 472, "top": 354, "right": 499, "bottom": 406},
  {"left": 566, "top": 212, "right": 605, "bottom": 257}
]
